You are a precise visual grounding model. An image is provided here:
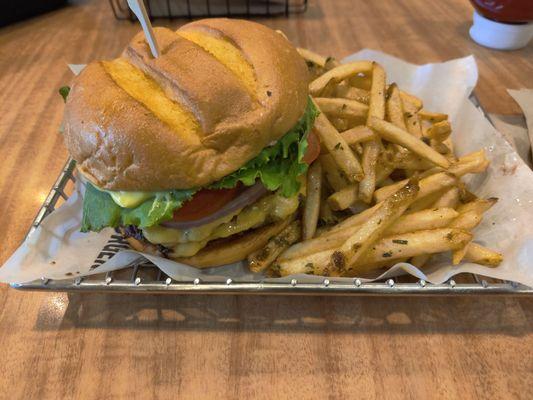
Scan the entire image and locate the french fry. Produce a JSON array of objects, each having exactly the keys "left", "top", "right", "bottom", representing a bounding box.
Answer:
[
  {"left": 367, "top": 63, "right": 387, "bottom": 122},
  {"left": 302, "top": 161, "right": 322, "bottom": 240},
  {"left": 314, "top": 97, "right": 368, "bottom": 120},
  {"left": 448, "top": 198, "right": 492, "bottom": 264},
  {"left": 432, "top": 187, "right": 460, "bottom": 209},
  {"left": 453, "top": 149, "right": 484, "bottom": 163},
  {"left": 400, "top": 91, "right": 423, "bottom": 111},
  {"left": 328, "top": 184, "right": 359, "bottom": 211},
  {"left": 373, "top": 180, "right": 406, "bottom": 202},
  {"left": 297, "top": 47, "right": 327, "bottom": 67},
  {"left": 419, "top": 166, "right": 441, "bottom": 179},
  {"left": 325, "top": 56, "right": 340, "bottom": 70},
  {"left": 376, "top": 163, "right": 395, "bottom": 185},
  {"left": 279, "top": 207, "right": 458, "bottom": 260},
  {"left": 421, "top": 118, "right": 433, "bottom": 136},
  {"left": 309, "top": 61, "right": 373, "bottom": 96},
  {"left": 358, "top": 140, "right": 380, "bottom": 203},
  {"left": 332, "top": 179, "right": 419, "bottom": 273},
  {"left": 457, "top": 197, "right": 498, "bottom": 214},
  {"left": 410, "top": 172, "right": 458, "bottom": 200},
  {"left": 325, "top": 202, "right": 382, "bottom": 235},
  {"left": 386, "top": 83, "right": 407, "bottom": 130},
  {"left": 407, "top": 150, "right": 488, "bottom": 178},
  {"left": 280, "top": 205, "right": 383, "bottom": 261},
  {"left": 320, "top": 79, "right": 339, "bottom": 97},
  {"left": 448, "top": 198, "right": 496, "bottom": 239},
  {"left": 368, "top": 117, "right": 450, "bottom": 168},
  {"left": 403, "top": 100, "right": 423, "bottom": 138},
  {"left": 335, "top": 83, "right": 370, "bottom": 104},
  {"left": 331, "top": 117, "right": 350, "bottom": 132},
  {"left": 378, "top": 178, "right": 395, "bottom": 188},
  {"left": 431, "top": 140, "right": 451, "bottom": 155},
  {"left": 385, "top": 84, "right": 414, "bottom": 161},
  {"left": 463, "top": 242, "right": 503, "bottom": 267},
  {"left": 340, "top": 125, "right": 376, "bottom": 146},
  {"left": 443, "top": 136, "right": 456, "bottom": 162},
  {"left": 449, "top": 199, "right": 490, "bottom": 264},
  {"left": 278, "top": 229, "right": 347, "bottom": 264},
  {"left": 277, "top": 228, "right": 472, "bottom": 277},
  {"left": 348, "top": 73, "right": 372, "bottom": 90},
  {"left": 319, "top": 154, "right": 349, "bottom": 191},
  {"left": 419, "top": 109, "right": 448, "bottom": 122},
  {"left": 451, "top": 158, "right": 490, "bottom": 177},
  {"left": 450, "top": 210, "right": 482, "bottom": 231},
  {"left": 452, "top": 242, "right": 469, "bottom": 265},
  {"left": 248, "top": 221, "right": 301, "bottom": 272},
  {"left": 386, "top": 151, "right": 433, "bottom": 170},
  {"left": 458, "top": 184, "right": 479, "bottom": 203},
  {"left": 374, "top": 171, "right": 457, "bottom": 203},
  {"left": 408, "top": 189, "right": 449, "bottom": 213},
  {"left": 355, "top": 63, "right": 386, "bottom": 205},
  {"left": 385, "top": 207, "right": 459, "bottom": 235},
  {"left": 348, "top": 200, "right": 371, "bottom": 214},
  {"left": 312, "top": 105, "right": 364, "bottom": 182},
  {"left": 319, "top": 199, "right": 338, "bottom": 225},
  {"left": 369, "top": 228, "right": 472, "bottom": 274},
  {"left": 427, "top": 120, "right": 452, "bottom": 142}
]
